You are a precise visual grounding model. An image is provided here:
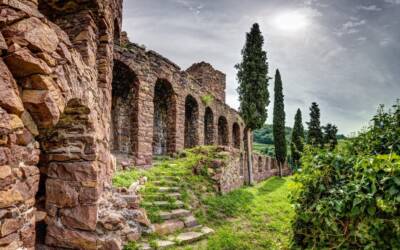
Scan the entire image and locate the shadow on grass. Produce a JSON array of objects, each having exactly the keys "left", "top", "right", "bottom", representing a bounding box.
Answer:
[{"left": 257, "top": 177, "right": 286, "bottom": 195}]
